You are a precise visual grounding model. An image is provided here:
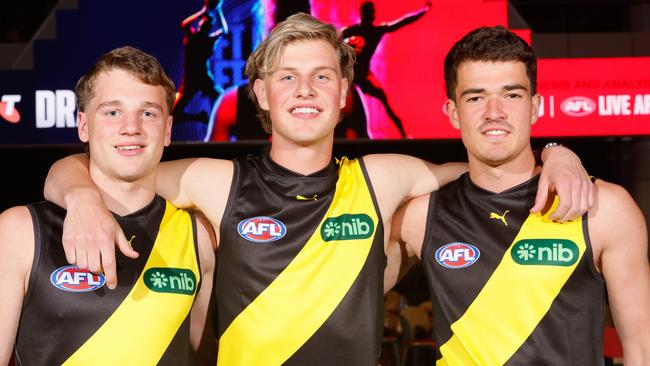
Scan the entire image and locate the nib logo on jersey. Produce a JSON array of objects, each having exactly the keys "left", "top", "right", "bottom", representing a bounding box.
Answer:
[
  {"left": 144, "top": 268, "right": 196, "bottom": 295},
  {"left": 238, "top": 216, "right": 287, "bottom": 242},
  {"left": 435, "top": 242, "right": 480, "bottom": 269},
  {"left": 512, "top": 239, "right": 579, "bottom": 266},
  {"left": 320, "top": 214, "right": 374, "bottom": 242},
  {"left": 50, "top": 265, "right": 106, "bottom": 292}
]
